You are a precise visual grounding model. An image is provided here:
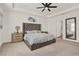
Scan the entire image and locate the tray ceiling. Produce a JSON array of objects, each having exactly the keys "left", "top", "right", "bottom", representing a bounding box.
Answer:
[{"left": 2, "top": 3, "right": 79, "bottom": 17}]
